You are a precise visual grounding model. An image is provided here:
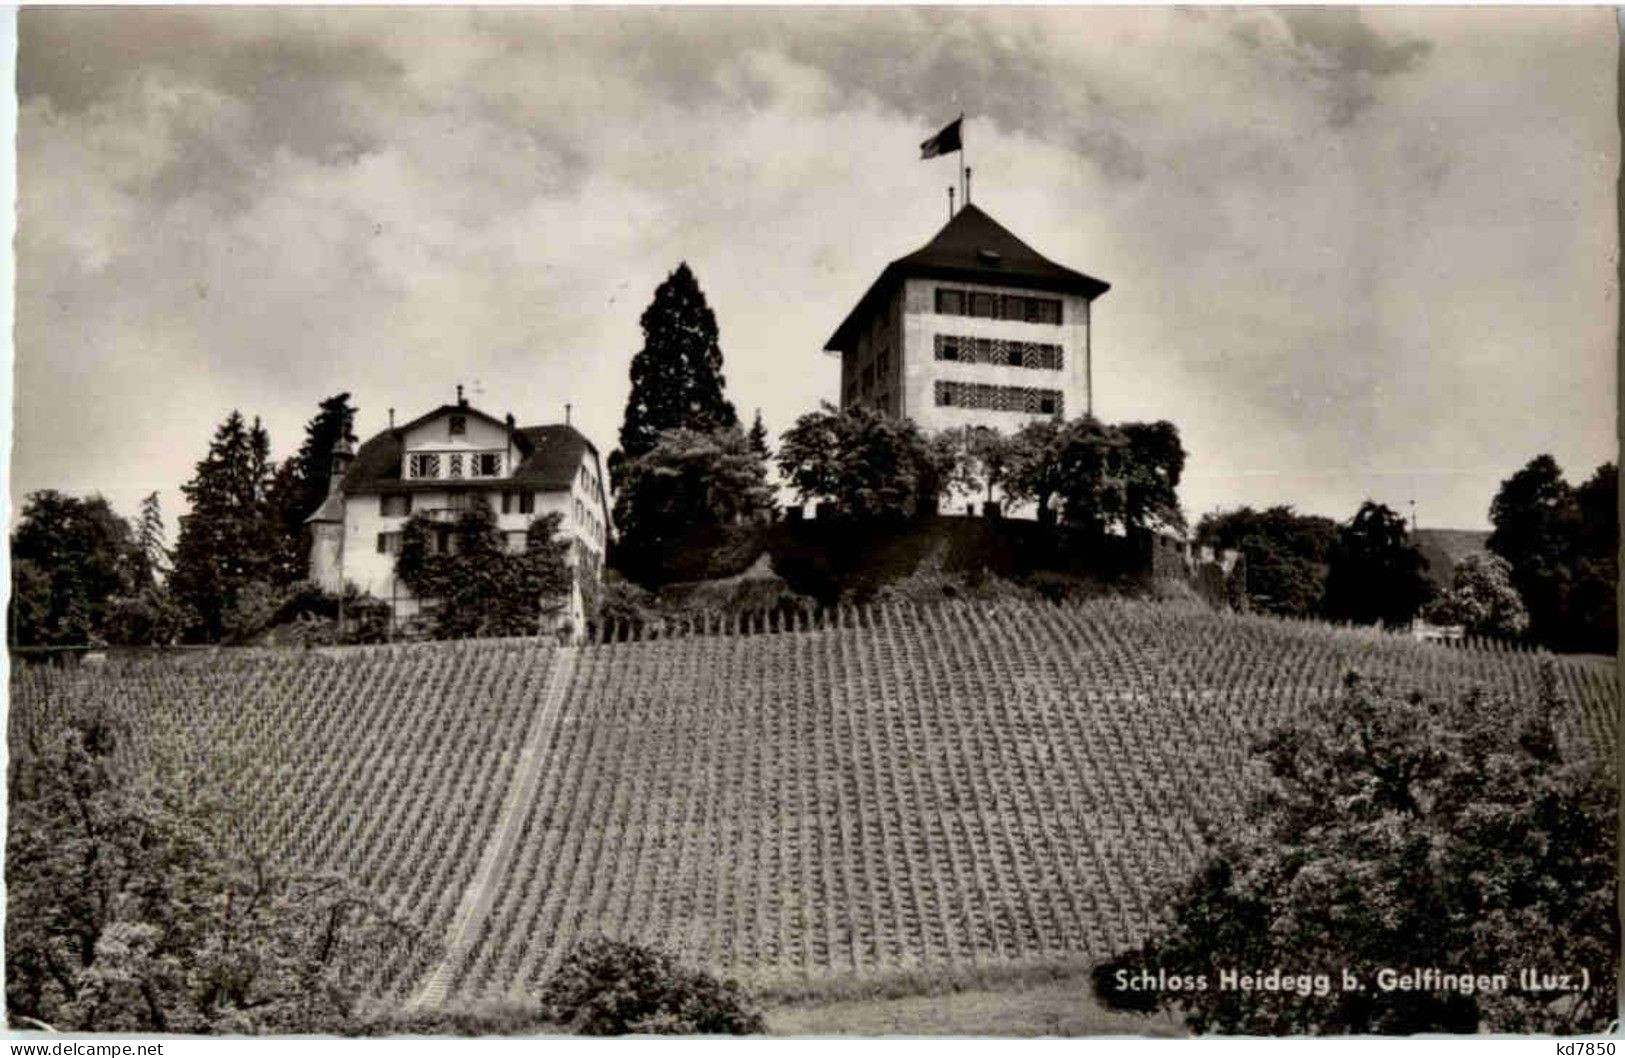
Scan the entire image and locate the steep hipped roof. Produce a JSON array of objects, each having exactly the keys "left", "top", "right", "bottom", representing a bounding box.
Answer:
[
  {"left": 337, "top": 414, "right": 600, "bottom": 495},
  {"left": 825, "top": 203, "right": 1111, "bottom": 353}
]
